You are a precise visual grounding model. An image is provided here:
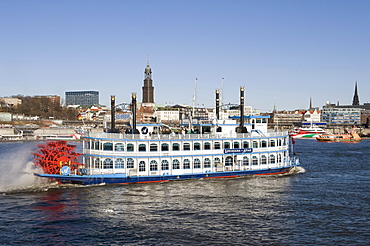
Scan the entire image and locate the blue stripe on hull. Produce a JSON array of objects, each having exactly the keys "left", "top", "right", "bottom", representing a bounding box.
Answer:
[{"left": 35, "top": 166, "right": 295, "bottom": 185}]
